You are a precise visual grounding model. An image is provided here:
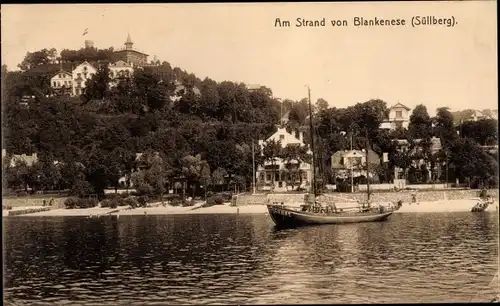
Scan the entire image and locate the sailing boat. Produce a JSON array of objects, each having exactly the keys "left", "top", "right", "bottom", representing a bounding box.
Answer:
[{"left": 266, "top": 87, "right": 402, "bottom": 228}]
